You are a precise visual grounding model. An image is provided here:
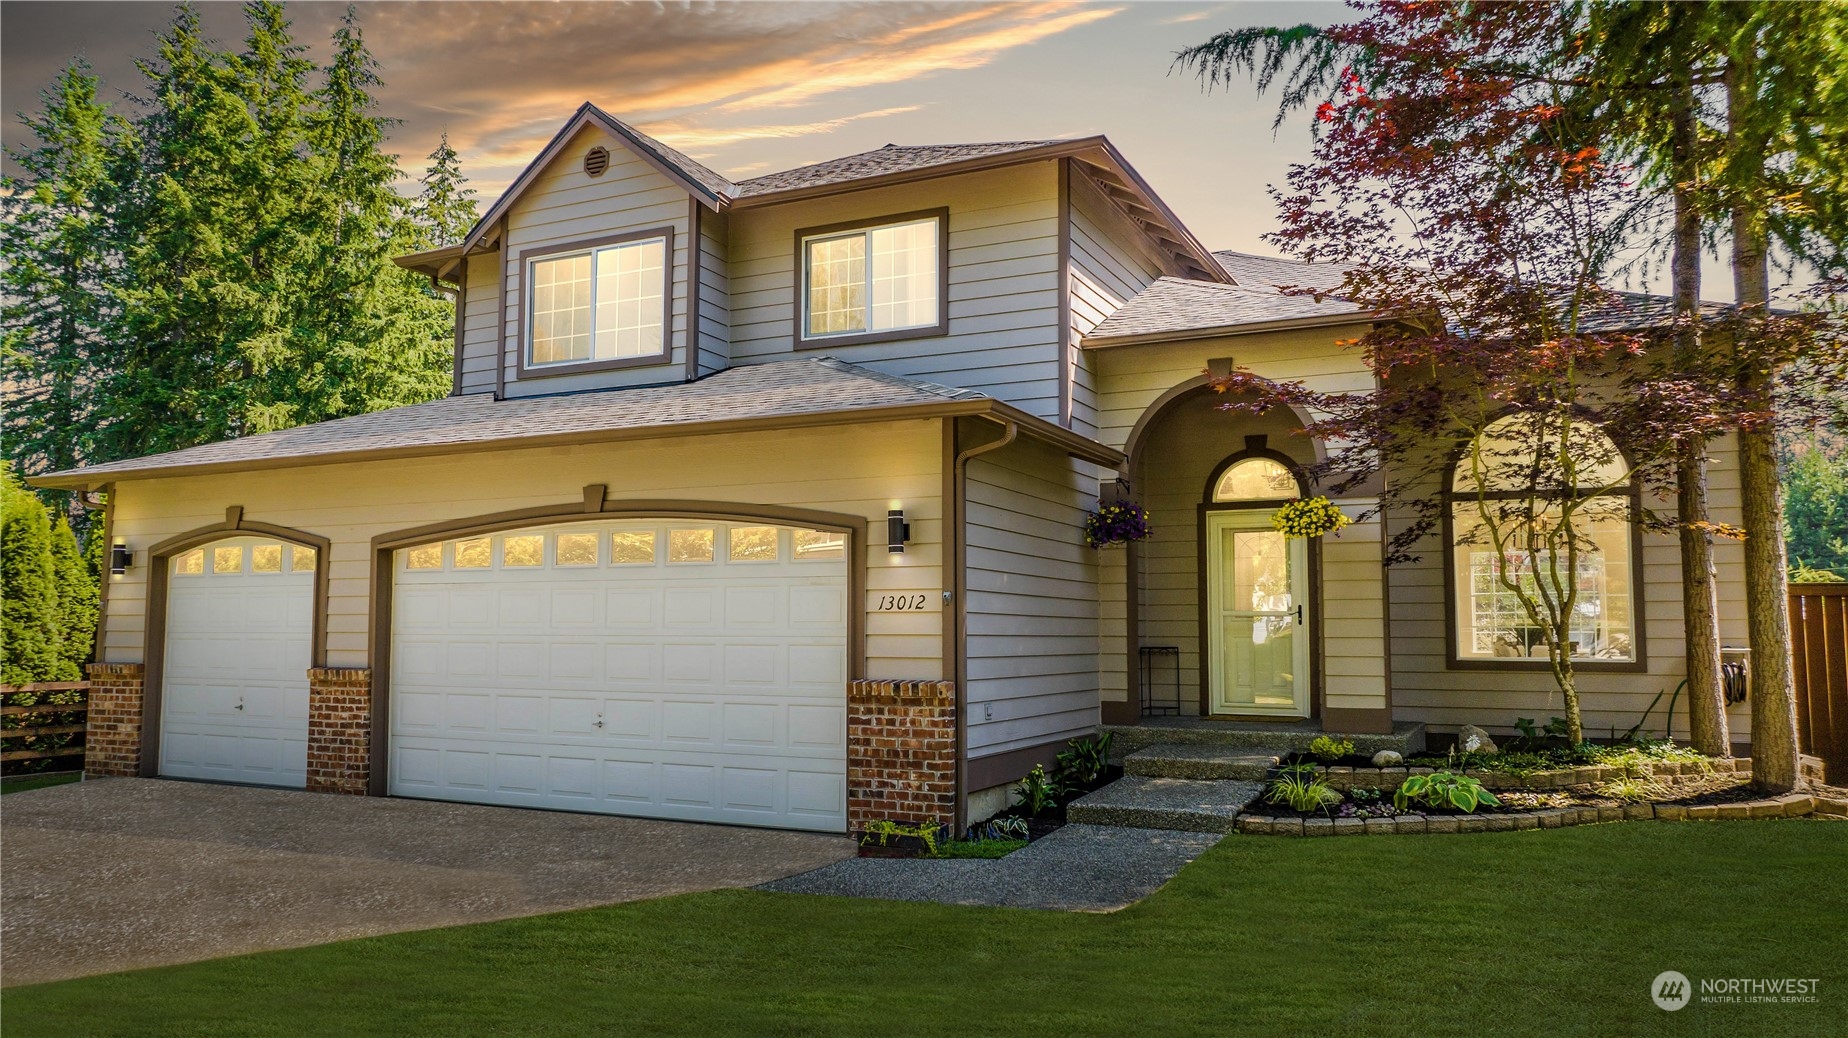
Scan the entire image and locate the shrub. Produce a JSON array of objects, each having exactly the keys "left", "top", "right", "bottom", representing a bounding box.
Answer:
[
  {"left": 1, "top": 471, "right": 63, "bottom": 686},
  {"left": 1306, "top": 736, "right": 1354, "bottom": 763},
  {"left": 1053, "top": 731, "right": 1113, "bottom": 791},
  {"left": 1393, "top": 771, "right": 1502, "bottom": 813}
]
